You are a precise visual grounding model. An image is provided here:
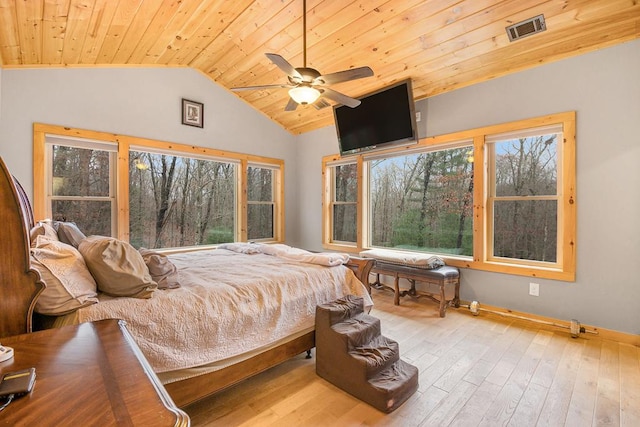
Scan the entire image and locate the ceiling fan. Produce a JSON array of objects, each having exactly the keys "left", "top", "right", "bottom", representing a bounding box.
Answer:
[{"left": 231, "top": 0, "right": 374, "bottom": 111}]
